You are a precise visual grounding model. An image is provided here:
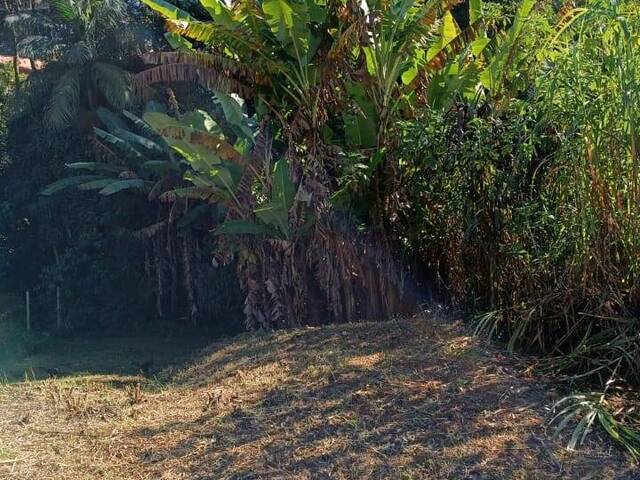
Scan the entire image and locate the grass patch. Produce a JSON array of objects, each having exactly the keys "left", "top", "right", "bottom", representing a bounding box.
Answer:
[{"left": 0, "top": 313, "right": 635, "bottom": 479}]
